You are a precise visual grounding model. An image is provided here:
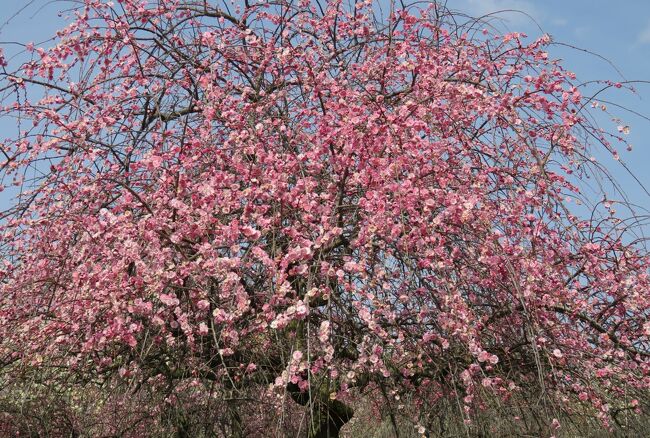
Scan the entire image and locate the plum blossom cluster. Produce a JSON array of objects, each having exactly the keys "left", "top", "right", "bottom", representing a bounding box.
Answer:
[{"left": 0, "top": 0, "right": 648, "bottom": 436}]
